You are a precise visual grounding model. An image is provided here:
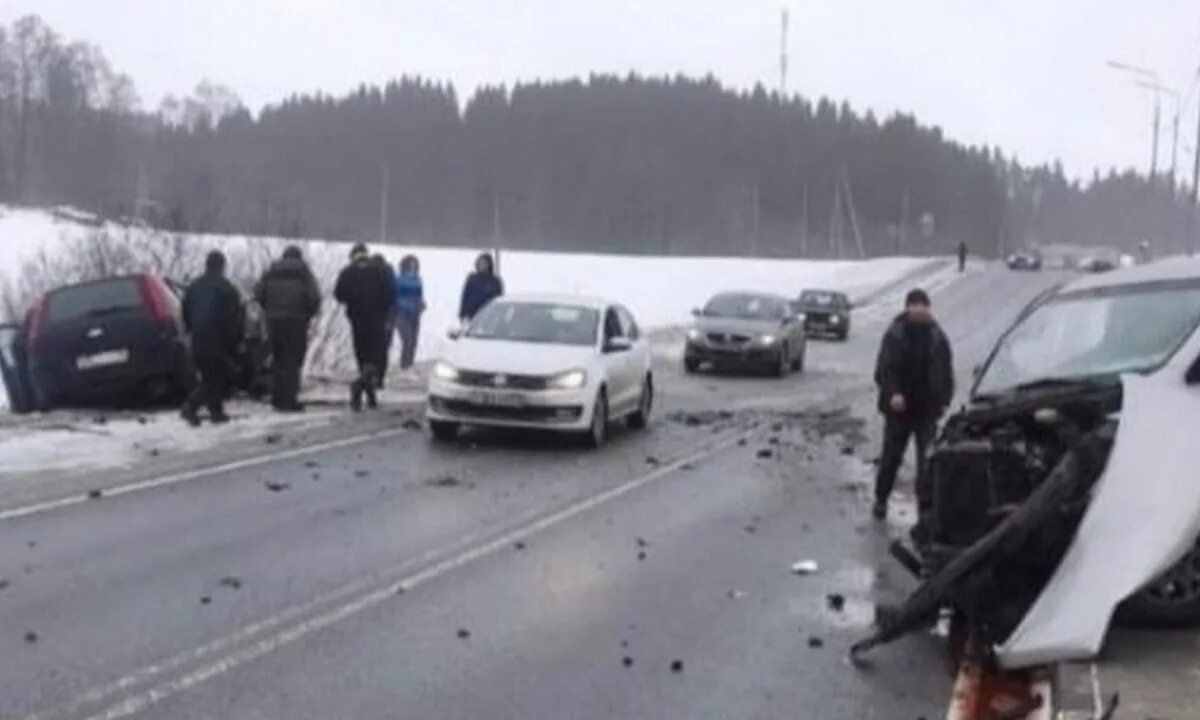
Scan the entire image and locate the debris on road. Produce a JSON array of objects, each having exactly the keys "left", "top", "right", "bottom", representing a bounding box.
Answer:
[
  {"left": 87, "top": 489, "right": 103, "bottom": 499},
  {"left": 756, "top": 448, "right": 773, "bottom": 459},
  {"left": 426, "top": 474, "right": 463, "bottom": 487},
  {"left": 0, "top": 579, "right": 9, "bottom": 591},
  {"left": 645, "top": 456, "right": 661, "bottom": 467},
  {"left": 743, "top": 525, "right": 757, "bottom": 535},
  {"left": 264, "top": 433, "right": 282, "bottom": 445},
  {"left": 807, "top": 636, "right": 824, "bottom": 648},
  {"left": 354, "top": 470, "right": 370, "bottom": 478},
  {"left": 622, "top": 656, "right": 634, "bottom": 667},
  {"left": 636, "top": 537, "right": 649, "bottom": 548},
  {"left": 24, "top": 631, "right": 38, "bottom": 644},
  {"left": 637, "top": 551, "right": 647, "bottom": 561},
  {"left": 737, "top": 438, "right": 748, "bottom": 447},
  {"left": 457, "top": 628, "right": 471, "bottom": 640},
  {"left": 218, "top": 576, "right": 243, "bottom": 590},
  {"left": 401, "top": 418, "right": 422, "bottom": 430},
  {"left": 826, "top": 594, "right": 846, "bottom": 612},
  {"left": 791, "top": 560, "right": 819, "bottom": 575},
  {"left": 670, "top": 659, "right": 684, "bottom": 673},
  {"left": 200, "top": 596, "right": 211, "bottom": 605},
  {"left": 514, "top": 541, "right": 526, "bottom": 551},
  {"left": 312, "top": 473, "right": 321, "bottom": 481},
  {"left": 264, "top": 481, "right": 290, "bottom": 492},
  {"left": 304, "top": 460, "right": 320, "bottom": 469}
]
